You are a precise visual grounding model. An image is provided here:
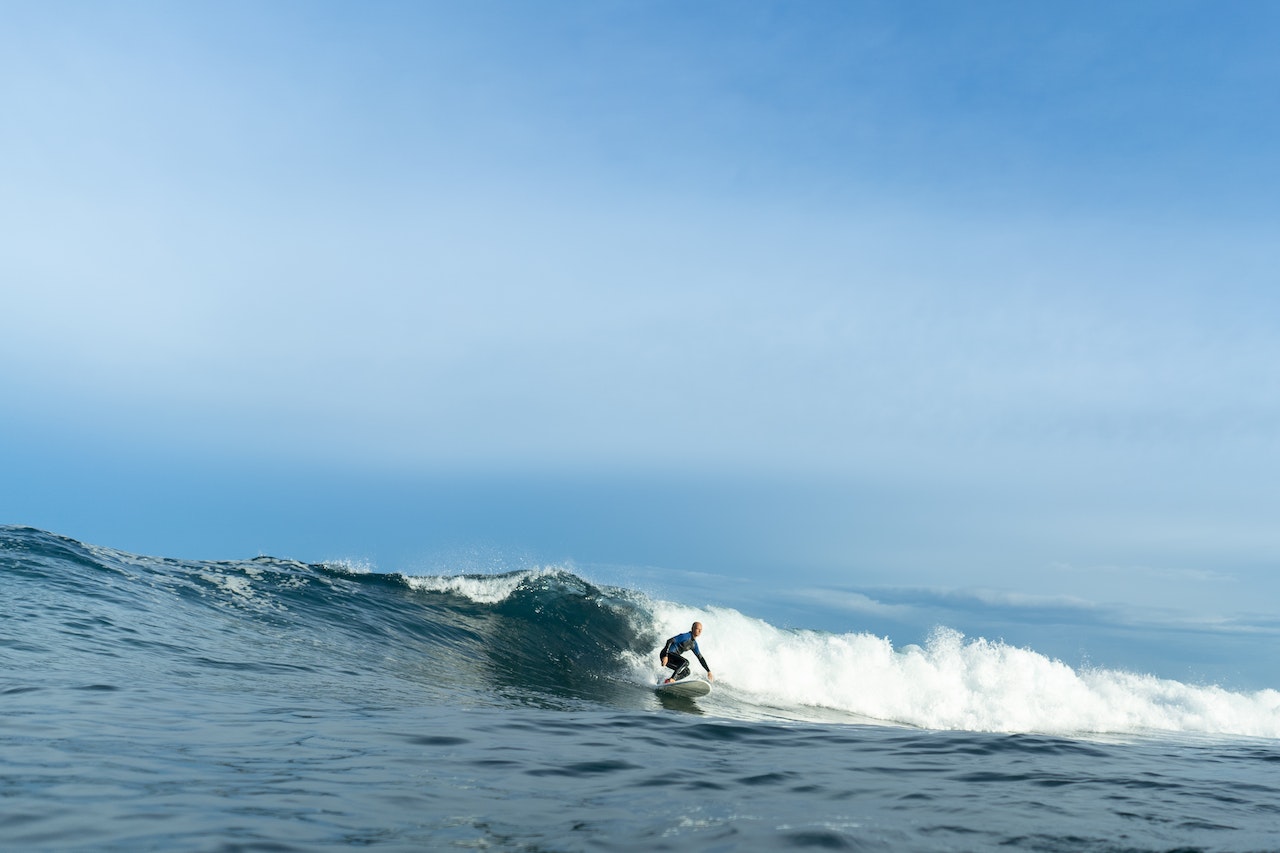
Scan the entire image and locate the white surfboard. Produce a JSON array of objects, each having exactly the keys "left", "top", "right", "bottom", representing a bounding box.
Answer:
[{"left": 655, "top": 677, "right": 711, "bottom": 698}]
